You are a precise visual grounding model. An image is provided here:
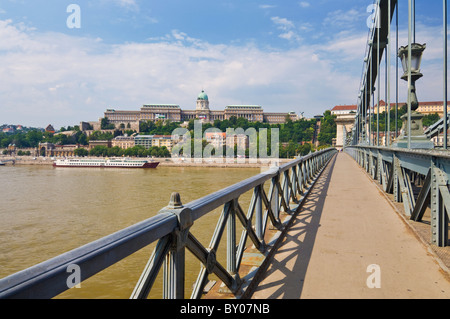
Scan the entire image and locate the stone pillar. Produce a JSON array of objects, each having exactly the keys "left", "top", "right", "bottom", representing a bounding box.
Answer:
[{"left": 334, "top": 114, "right": 356, "bottom": 149}]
